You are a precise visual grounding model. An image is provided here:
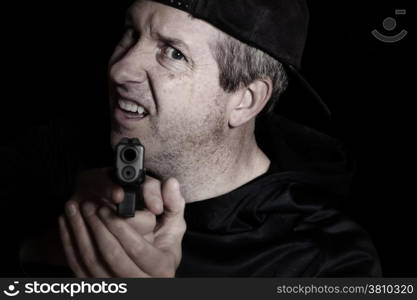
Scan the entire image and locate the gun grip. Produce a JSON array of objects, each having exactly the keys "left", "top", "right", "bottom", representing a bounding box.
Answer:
[{"left": 117, "top": 189, "right": 137, "bottom": 218}]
